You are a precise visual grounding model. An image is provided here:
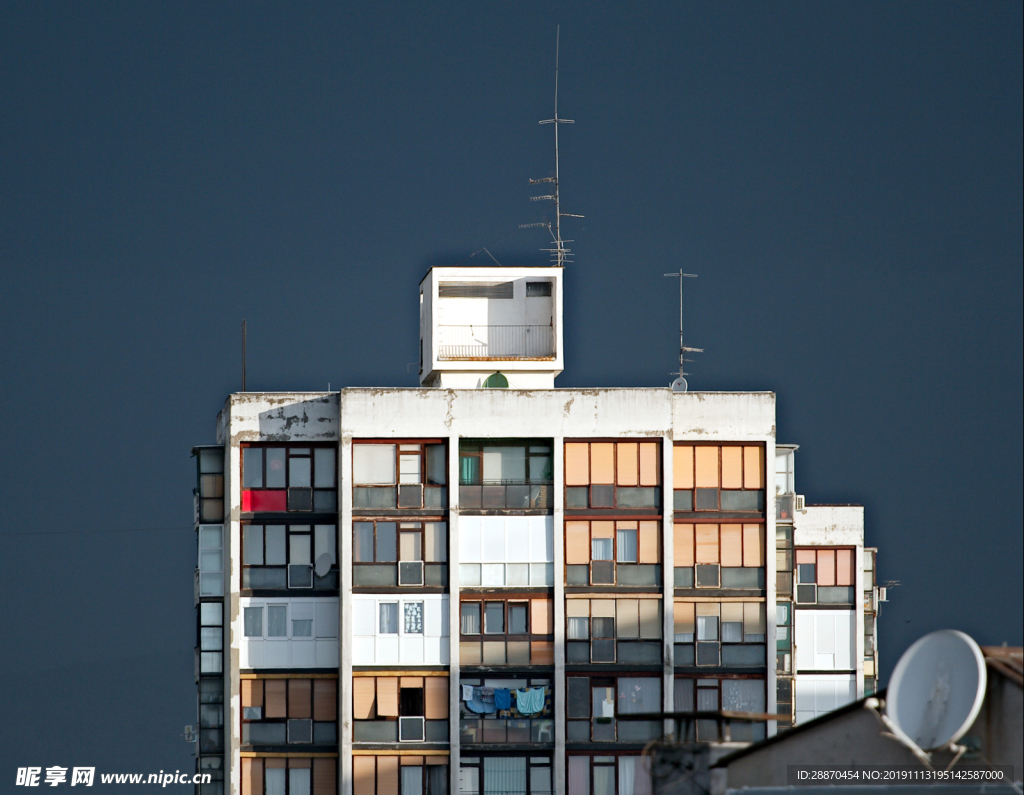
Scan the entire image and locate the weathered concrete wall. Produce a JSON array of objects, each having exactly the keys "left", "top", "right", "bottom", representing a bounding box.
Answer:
[{"left": 794, "top": 505, "right": 864, "bottom": 547}]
